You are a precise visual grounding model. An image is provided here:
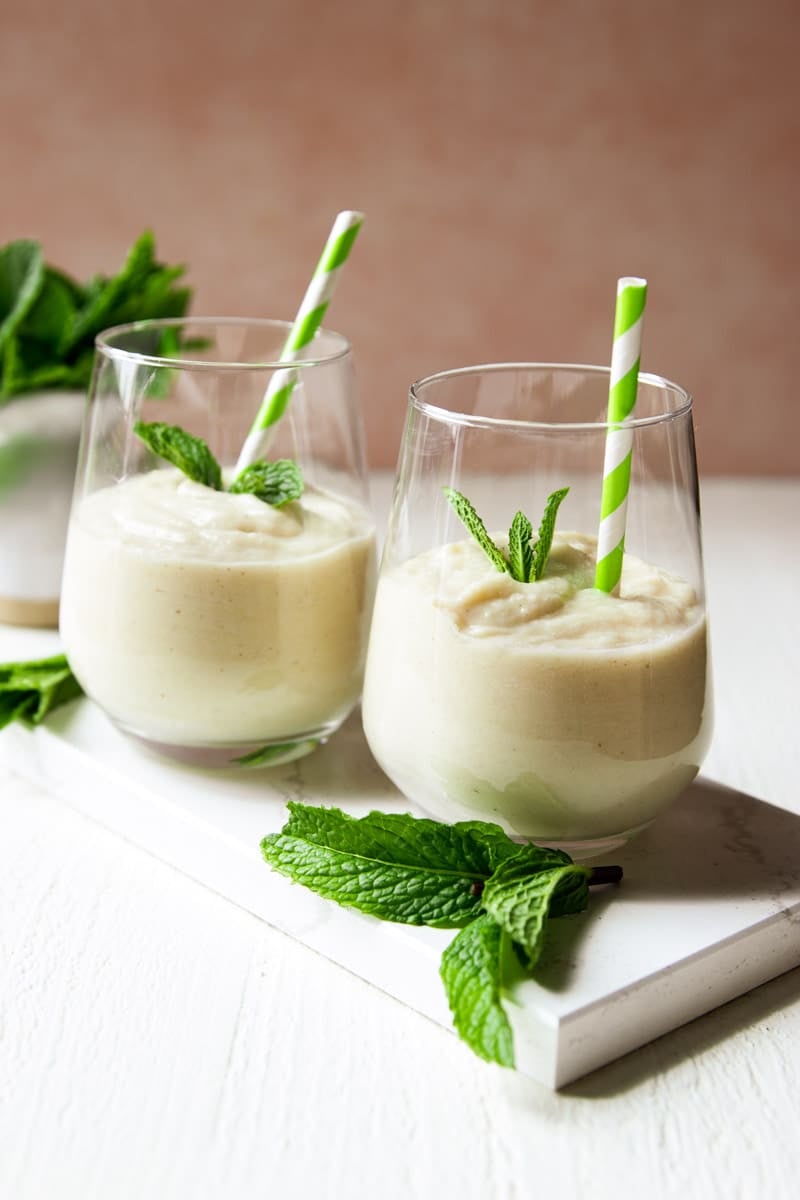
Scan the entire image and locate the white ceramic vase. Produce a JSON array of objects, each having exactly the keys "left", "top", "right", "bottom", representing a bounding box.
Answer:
[{"left": 0, "top": 390, "right": 85, "bottom": 627}]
